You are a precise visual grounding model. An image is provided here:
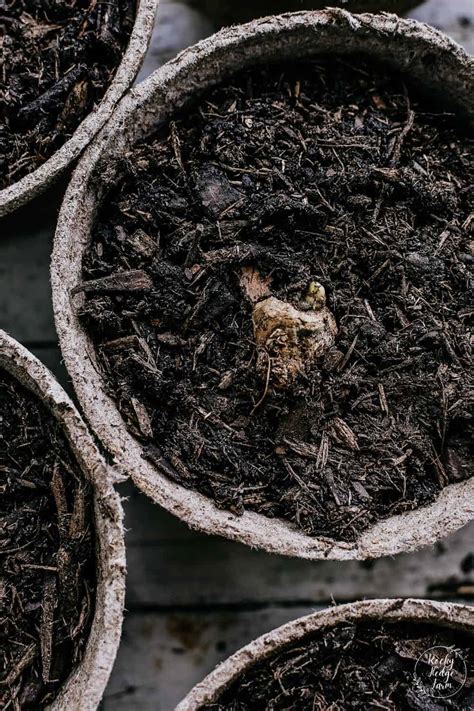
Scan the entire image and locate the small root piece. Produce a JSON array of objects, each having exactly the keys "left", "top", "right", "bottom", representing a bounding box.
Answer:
[{"left": 250, "top": 351, "right": 272, "bottom": 415}]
